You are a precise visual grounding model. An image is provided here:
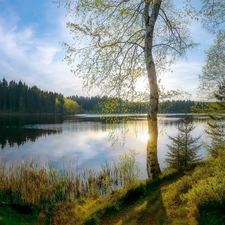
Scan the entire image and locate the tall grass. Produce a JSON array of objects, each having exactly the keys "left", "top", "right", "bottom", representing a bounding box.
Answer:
[{"left": 0, "top": 150, "right": 141, "bottom": 208}]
